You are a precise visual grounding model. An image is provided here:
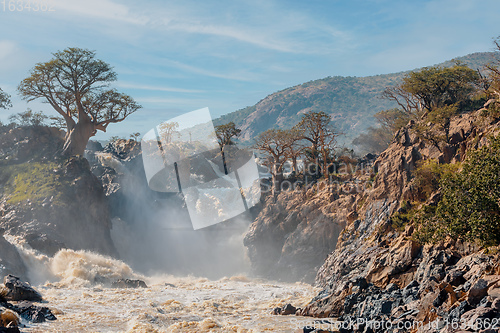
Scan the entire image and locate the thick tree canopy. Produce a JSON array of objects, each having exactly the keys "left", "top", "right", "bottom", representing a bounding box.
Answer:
[
  {"left": 18, "top": 47, "right": 141, "bottom": 156},
  {"left": 436, "top": 136, "right": 500, "bottom": 246},
  {"left": 0, "top": 88, "right": 11, "bottom": 109},
  {"left": 382, "top": 64, "right": 481, "bottom": 118}
]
